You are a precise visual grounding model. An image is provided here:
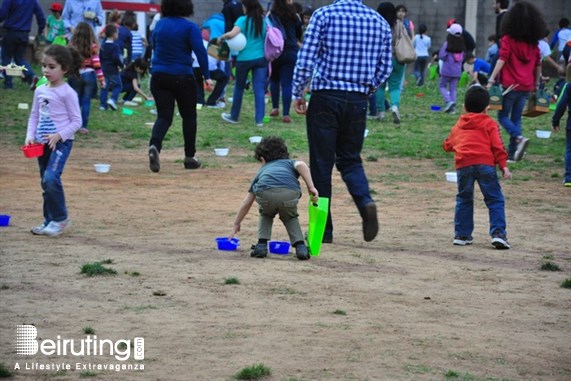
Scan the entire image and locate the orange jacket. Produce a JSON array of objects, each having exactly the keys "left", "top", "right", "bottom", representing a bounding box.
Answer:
[{"left": 443, "top": 112, "right": 508, "bottom": 170}]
